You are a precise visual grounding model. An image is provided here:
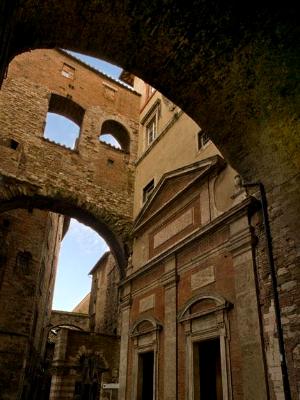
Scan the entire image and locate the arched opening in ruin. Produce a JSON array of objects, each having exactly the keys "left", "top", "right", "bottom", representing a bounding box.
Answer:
[
  {"left": 43, "top": 94, "right": 85, "bottom": 150},
  {"left": 44, "top": 113, "right": 80, "bottom": 149},
  {"left": 48, "top": 93, "right": 85, "bottom": 127},
  {"left": 100, "top": 120, "right": 130, "bottom": 152},
  {"left": 99, "top": 134, "right": 121, "bottom": 150}
]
